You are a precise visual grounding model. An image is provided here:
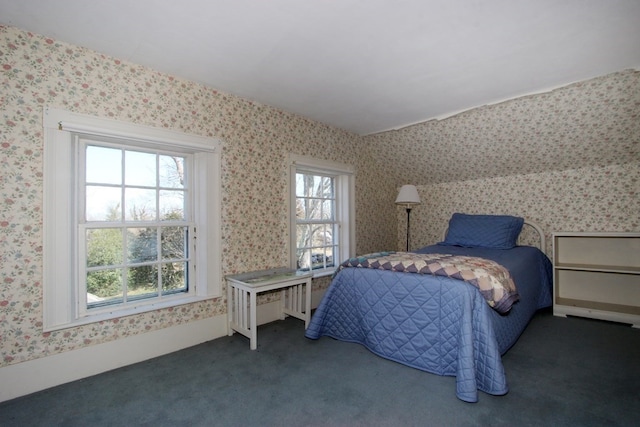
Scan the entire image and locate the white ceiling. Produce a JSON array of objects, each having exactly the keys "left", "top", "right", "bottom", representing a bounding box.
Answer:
[{"left": 2, "top": 0, "right": 639, "bottom": 135}]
